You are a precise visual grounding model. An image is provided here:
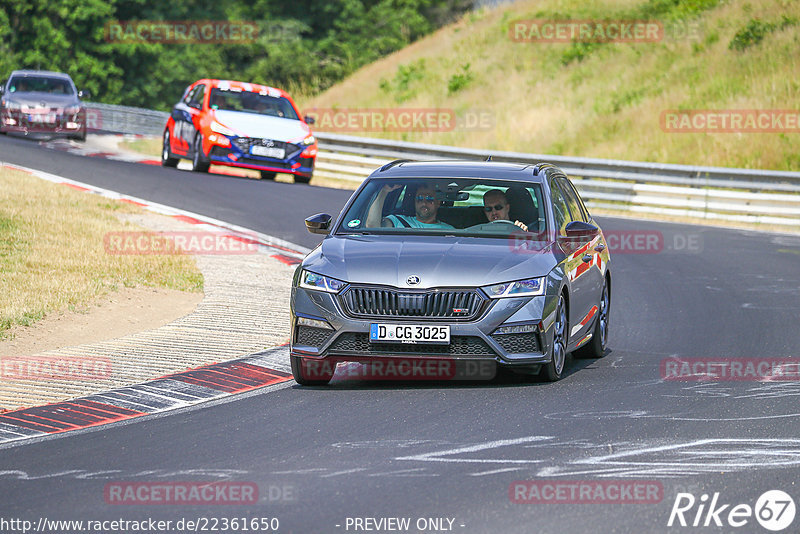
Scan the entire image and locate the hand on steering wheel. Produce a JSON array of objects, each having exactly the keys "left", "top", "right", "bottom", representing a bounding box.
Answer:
[{"left": 489, "top": 219, "right": 529, "bottom": 232}]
